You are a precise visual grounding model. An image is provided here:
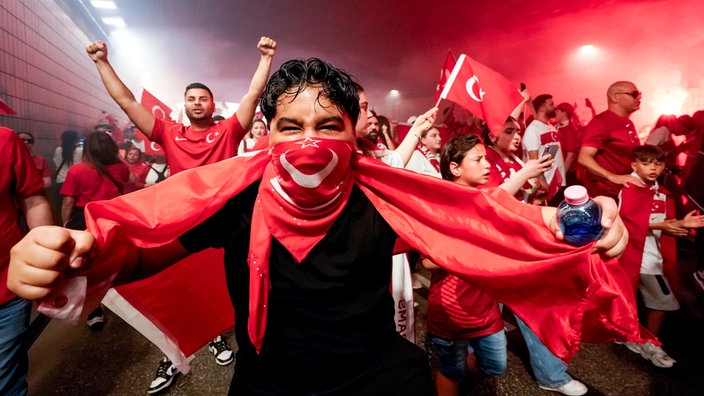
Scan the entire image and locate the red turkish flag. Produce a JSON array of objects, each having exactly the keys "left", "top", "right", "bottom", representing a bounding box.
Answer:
[
  {"left": 440, "top": 54, "right": 523, "bottom": 136},
  {"left": 0, "top": 97, "right": 16, "bottom": 115},
  {"left": 139, "top": 89, "right": 169, "bottom": 155},
  {"left": 434, "top": 51, "right": 456, "bottom": 103}
]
